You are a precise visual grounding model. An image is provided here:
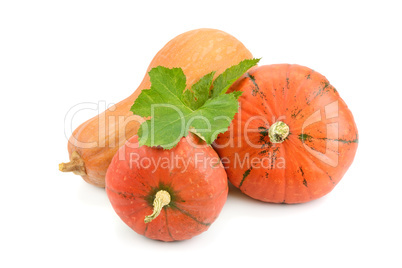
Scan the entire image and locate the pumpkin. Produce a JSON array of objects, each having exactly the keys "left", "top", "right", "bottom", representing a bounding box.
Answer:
[
  {"left": 105, "top": 134, "right": 228, "bottom": 241},
  {"left": 213, "top": 64, "right": 358, "bottom": 203},
  {"left": 59, "top": 28, "right": 253, "bottom": 187}
]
